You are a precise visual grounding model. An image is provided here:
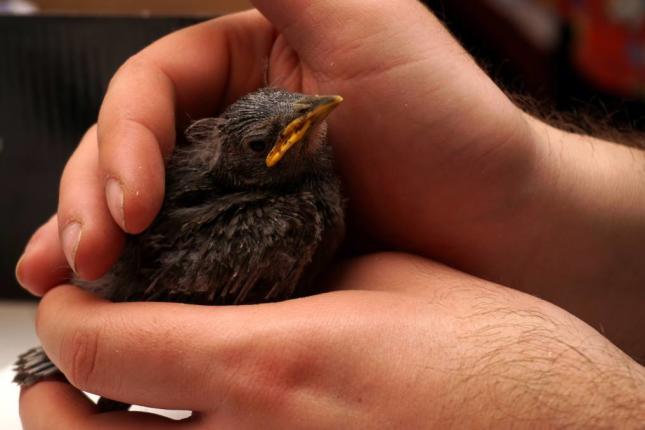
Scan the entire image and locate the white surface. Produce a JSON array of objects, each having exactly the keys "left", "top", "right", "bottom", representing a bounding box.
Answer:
[
  {"left": 0, "top": 301, "right": 190, "bottom": 429},
  {"left": 1, "top": 365, "right": 23, "bottom": 430},
  {"left": 0, "top": 301, "right": 38, "bottom": 430}
]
